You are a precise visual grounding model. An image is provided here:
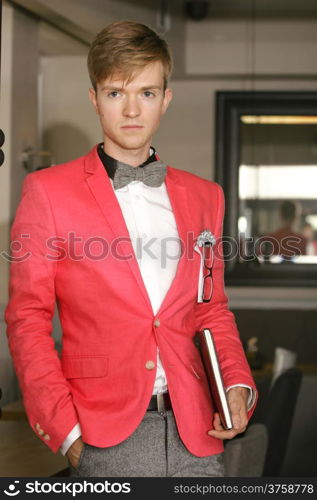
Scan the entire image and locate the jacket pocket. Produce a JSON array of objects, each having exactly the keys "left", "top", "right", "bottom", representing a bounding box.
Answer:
[{"left": 61, "top": 355, "right": 108, "bottom": 379}]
